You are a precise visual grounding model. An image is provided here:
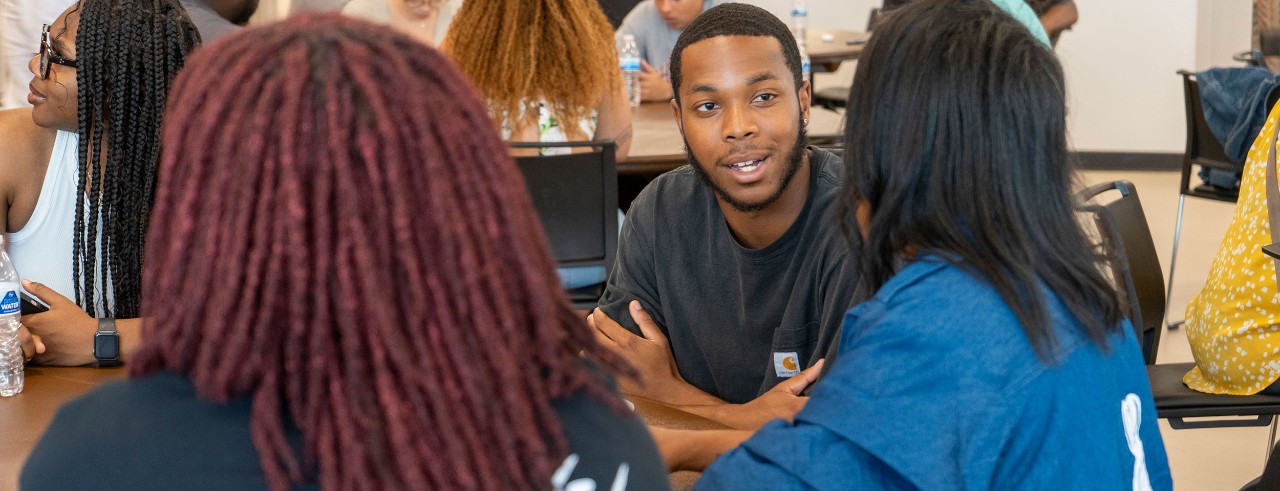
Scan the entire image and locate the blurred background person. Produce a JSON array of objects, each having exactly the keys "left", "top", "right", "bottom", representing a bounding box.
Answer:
[
  {"left": 0, "top": 0, "right": 76, "bottom": 108},
  {"left": 178, "top": 0, "right": 260, "bottom": 43},
  {"left": 343, "top": 0, "right": 457, "bottom": 46},
  {"left": 442, "top": 0, "right": 630, "bottom": 162}
]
